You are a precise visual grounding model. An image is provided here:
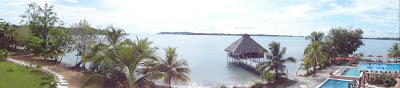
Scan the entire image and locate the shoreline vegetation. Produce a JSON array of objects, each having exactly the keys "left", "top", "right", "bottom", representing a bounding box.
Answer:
[
  {"left": 158, "top": 32, "right": 400, "bottom": 41},
  {"left": 157, "top": 32, "right": 305, "bottom": 37}
]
